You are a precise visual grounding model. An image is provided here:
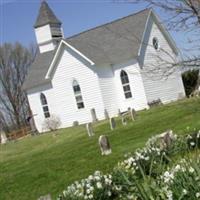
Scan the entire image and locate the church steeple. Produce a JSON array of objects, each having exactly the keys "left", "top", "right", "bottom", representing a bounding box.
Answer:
[
  {"left": 34, "top": 1, "right": 61, "bottom": 28},
  {"left": 34, "top": 1, "right": 64, "bottom": 53}
]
